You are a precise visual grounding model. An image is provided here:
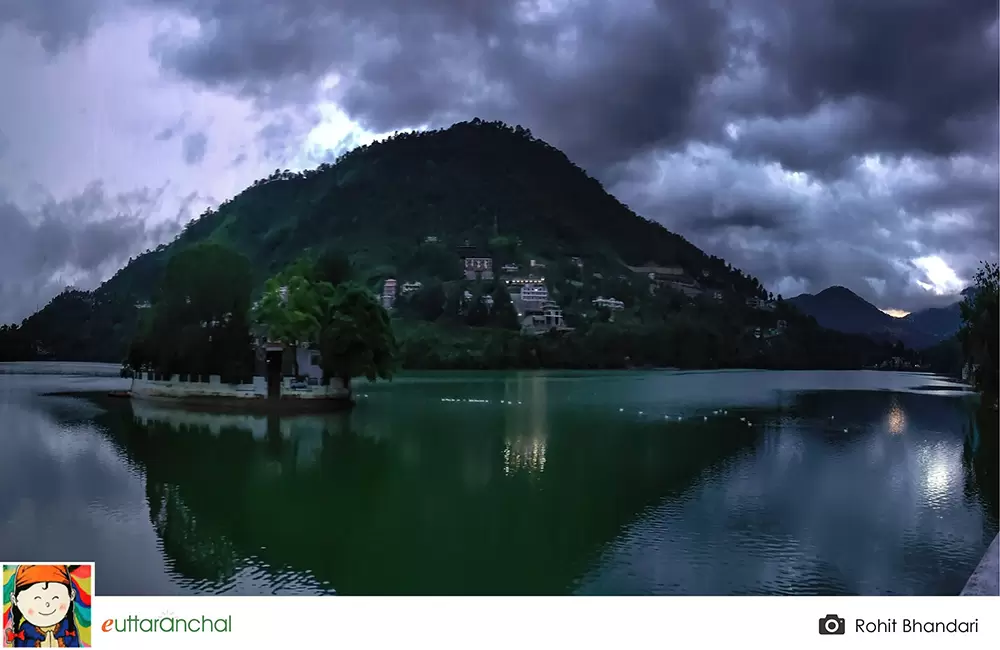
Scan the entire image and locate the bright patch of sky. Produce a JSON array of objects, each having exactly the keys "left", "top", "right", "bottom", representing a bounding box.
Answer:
[{"left": 911, "top": 255, "right": 966, "bottom": 295}]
